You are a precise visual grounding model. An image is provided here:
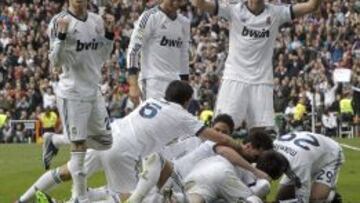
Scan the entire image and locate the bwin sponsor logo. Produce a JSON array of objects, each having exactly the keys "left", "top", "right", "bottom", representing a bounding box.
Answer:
[
  {"left": 160, "top": 36, "right": 183, "bottom": 48},
  {"left": 76, "top": 39, "right": 99, "bottom": 51},
  {"left": 242, "top": 26, "right": 270, "bottom": 39}
]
